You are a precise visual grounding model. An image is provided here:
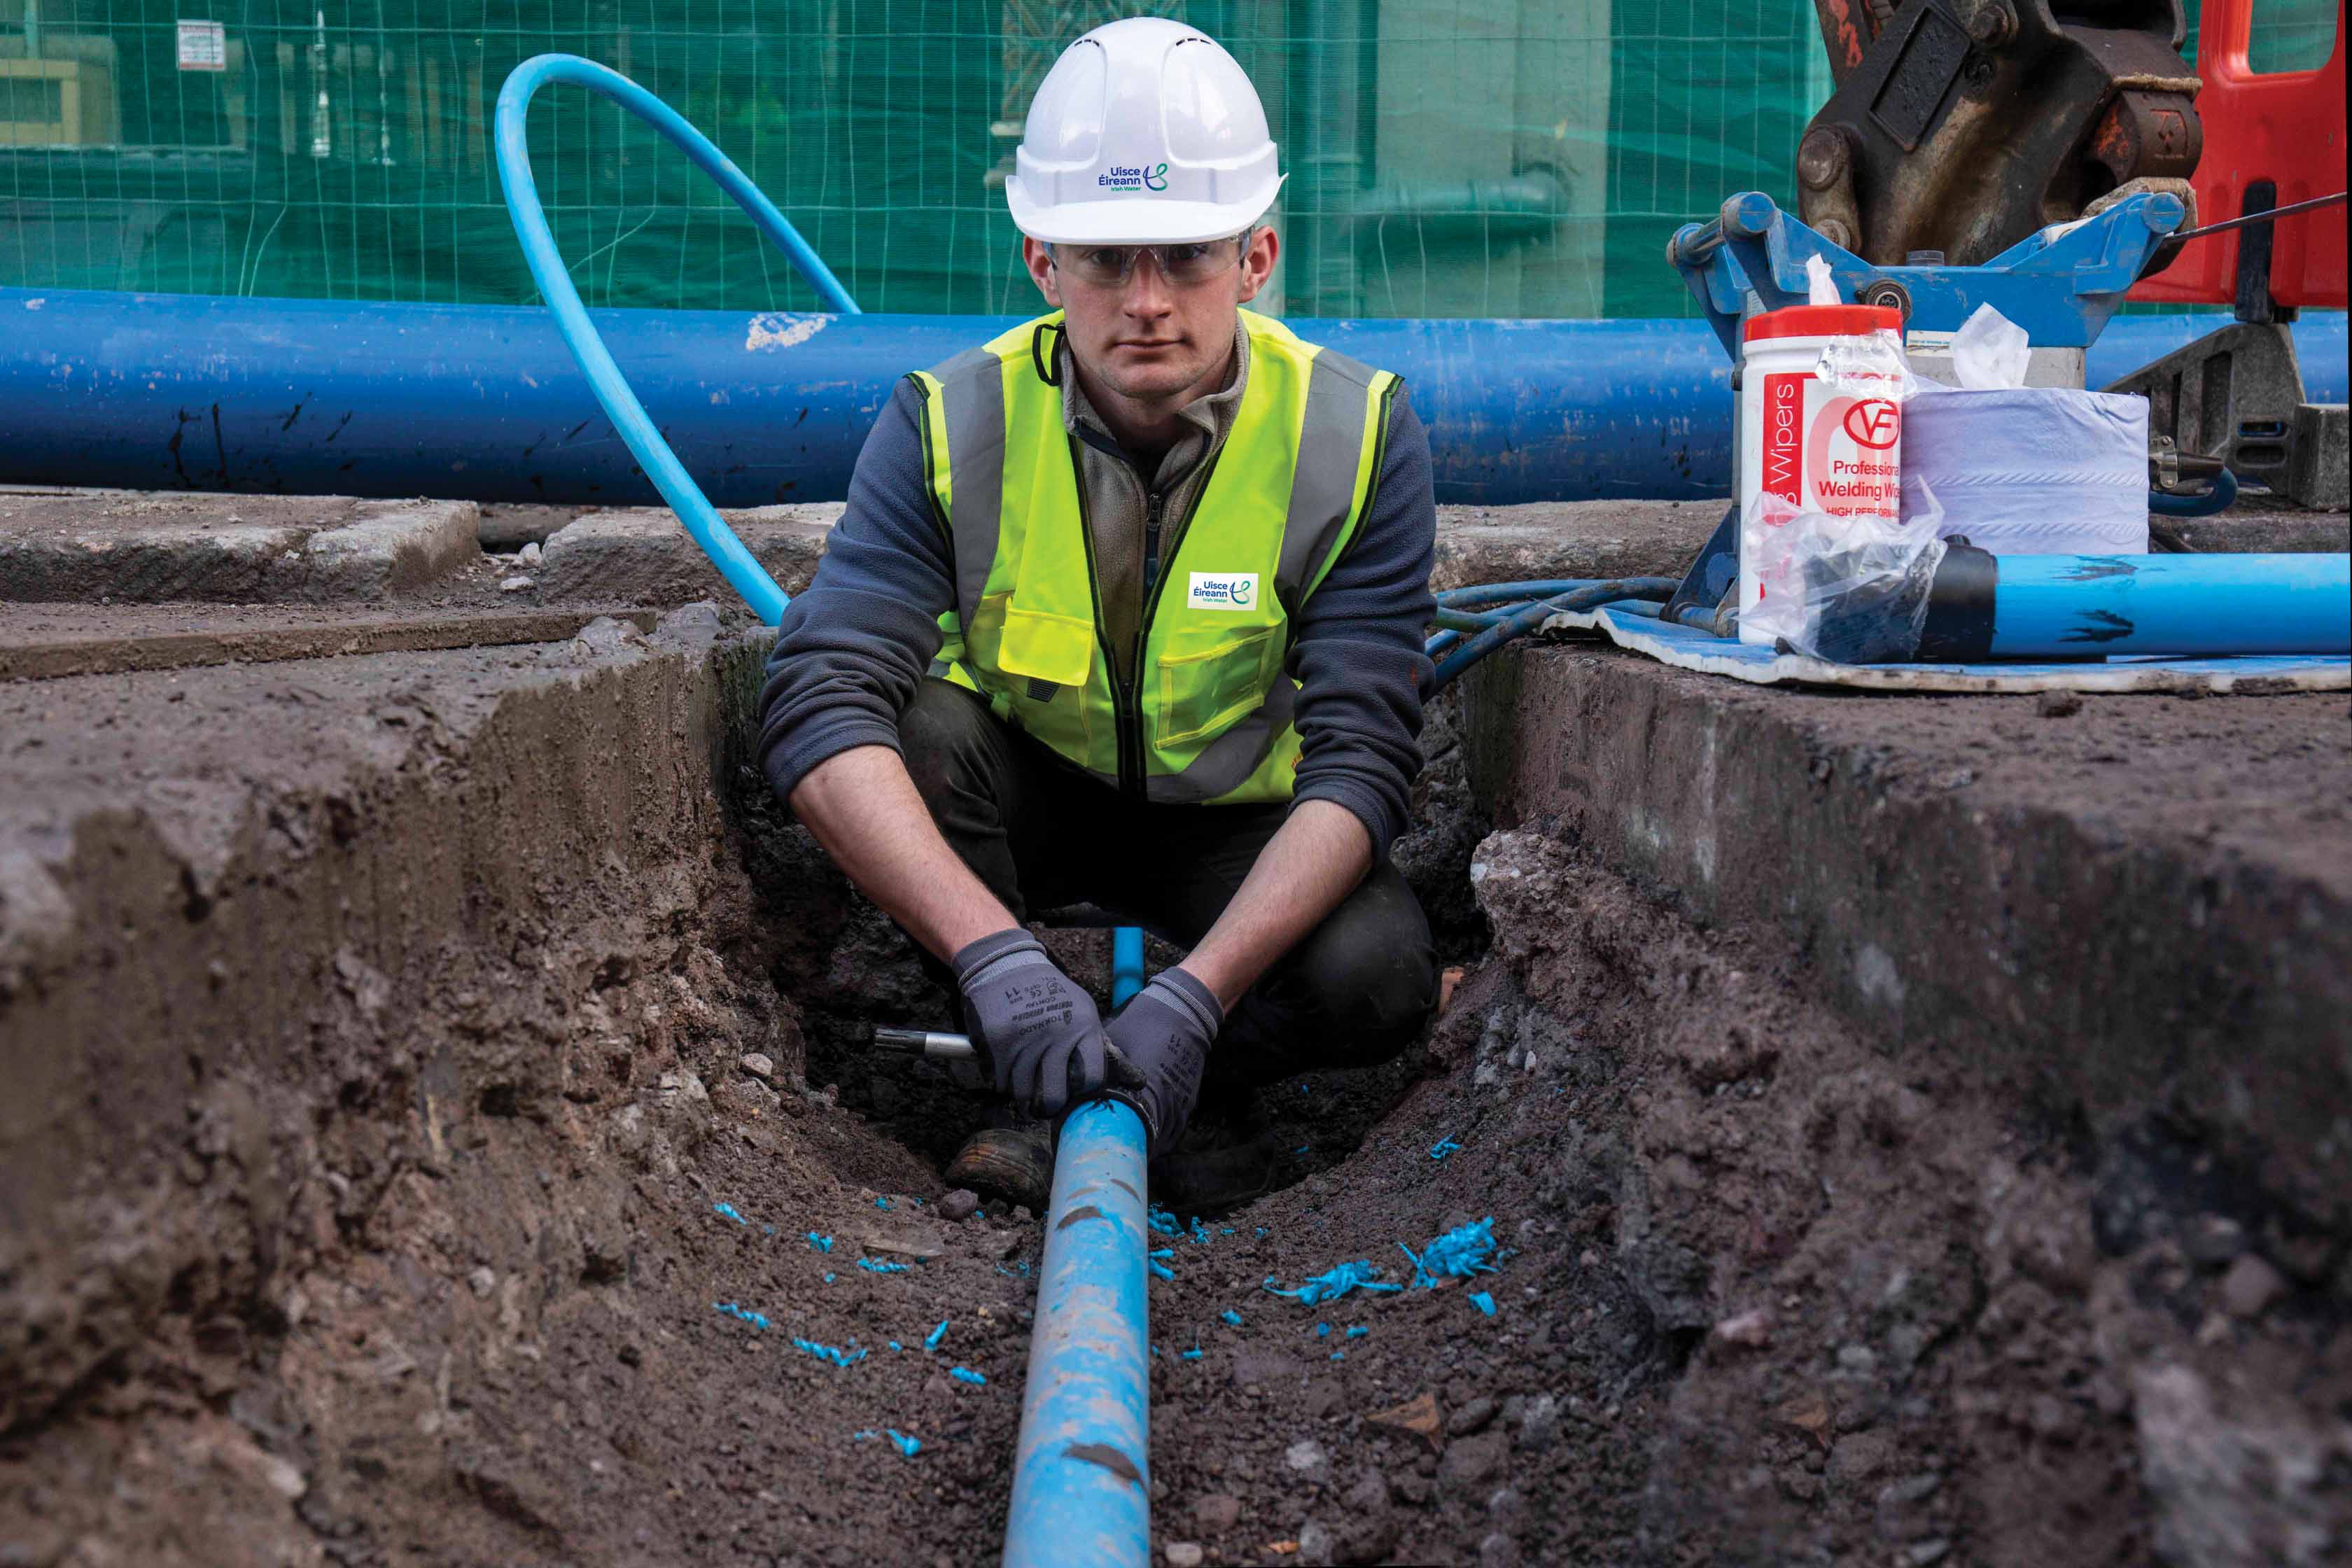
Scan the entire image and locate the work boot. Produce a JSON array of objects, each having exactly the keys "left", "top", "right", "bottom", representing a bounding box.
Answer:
[
  {"left": 1149, "top": 1090, "right": 1278, "bottom": 1216},
  {"left": 946, "top": 1121, "right": 1054, "bottom": 1213}
]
